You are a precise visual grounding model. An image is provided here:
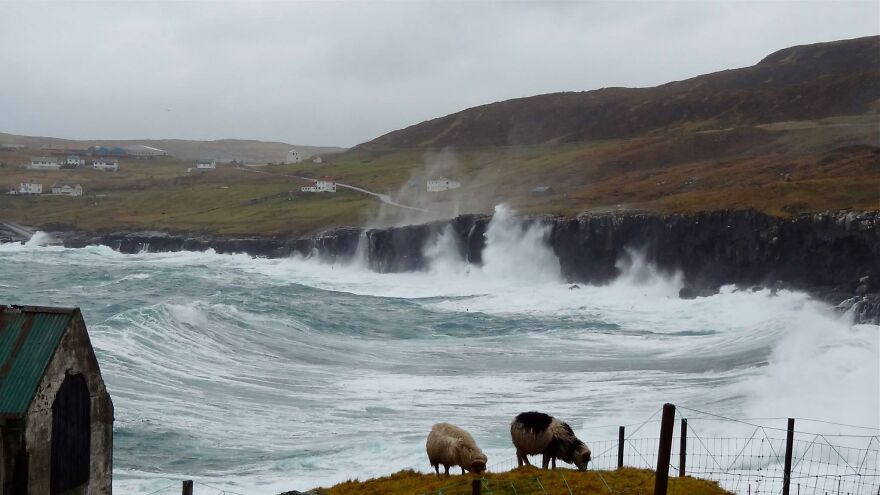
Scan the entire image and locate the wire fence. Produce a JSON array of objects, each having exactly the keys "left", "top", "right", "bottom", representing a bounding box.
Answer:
[{"left": 428, "top": 405, "right": 880, "bottom": 495}]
